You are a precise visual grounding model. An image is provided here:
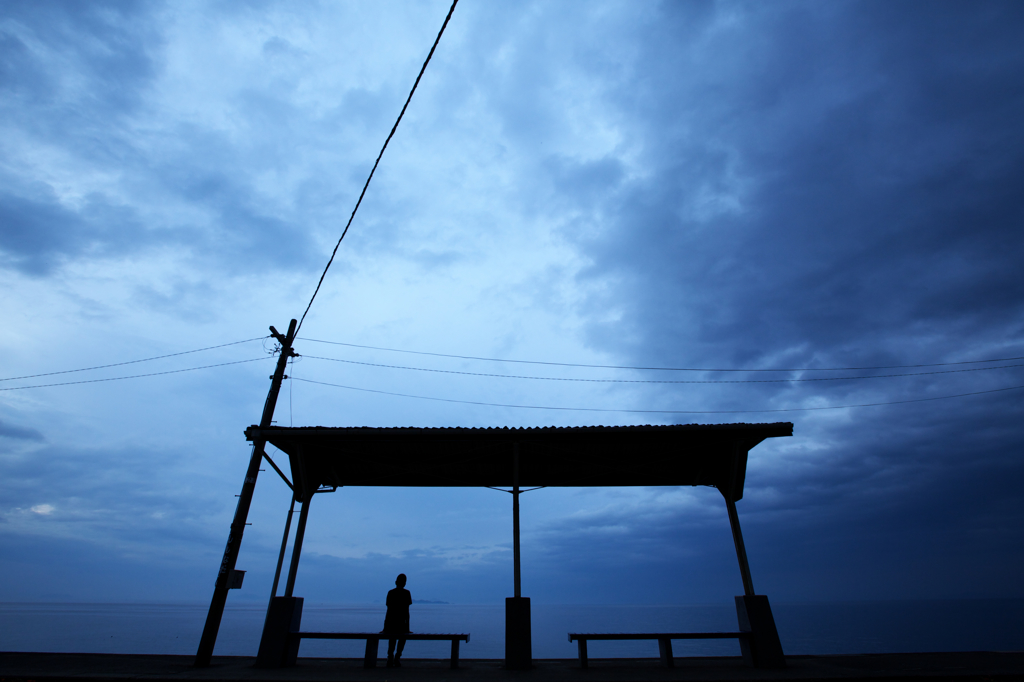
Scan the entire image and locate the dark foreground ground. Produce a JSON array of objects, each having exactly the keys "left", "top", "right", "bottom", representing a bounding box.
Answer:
[{"left": 2, "top": 652, "right": 1023, "bottom": 682}]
